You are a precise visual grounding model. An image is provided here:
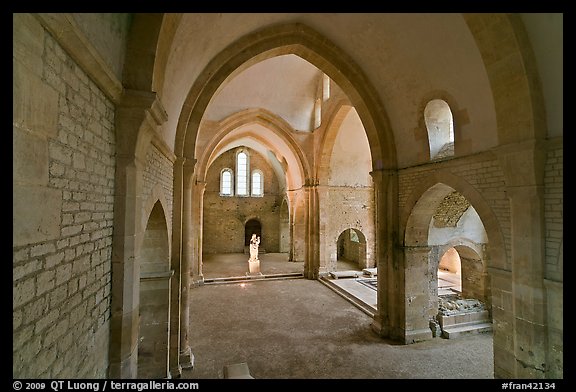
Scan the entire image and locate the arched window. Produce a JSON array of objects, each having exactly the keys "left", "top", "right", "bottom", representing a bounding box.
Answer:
[
  {"left": 220, "top": 168, "right": 233, "bottom": 196},
  {"left": 424, "top": 99, "right": 454, "bottom": 160},
  {"left": 236, "top": 151, "right": 249, "bottom": 196},
  {"left": 251, "top": 170, "right": 263, "bottom": 196}
]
